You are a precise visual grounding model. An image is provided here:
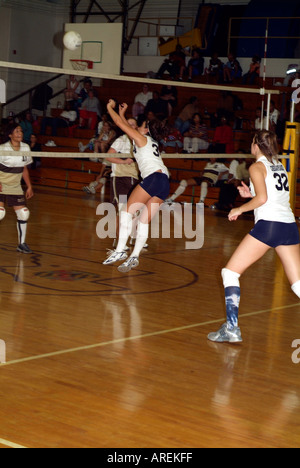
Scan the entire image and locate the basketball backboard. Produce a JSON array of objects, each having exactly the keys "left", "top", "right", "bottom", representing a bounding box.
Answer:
[
  {"left": 0, "top": 79, "right": 6, "bottom": 104},
  {"left": 62, "top": 23, "right": 122, "bottom": 75}
]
